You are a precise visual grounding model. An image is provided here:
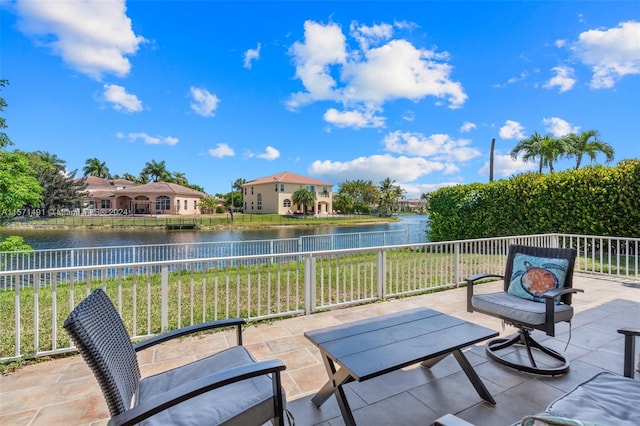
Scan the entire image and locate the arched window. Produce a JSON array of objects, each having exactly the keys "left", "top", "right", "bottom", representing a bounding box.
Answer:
[
  {"left": 283, "top": 199, "right": 291, "bottom": 207},
  {"left": 156, "top": 196, "right": 170, "bottom": 211}
]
